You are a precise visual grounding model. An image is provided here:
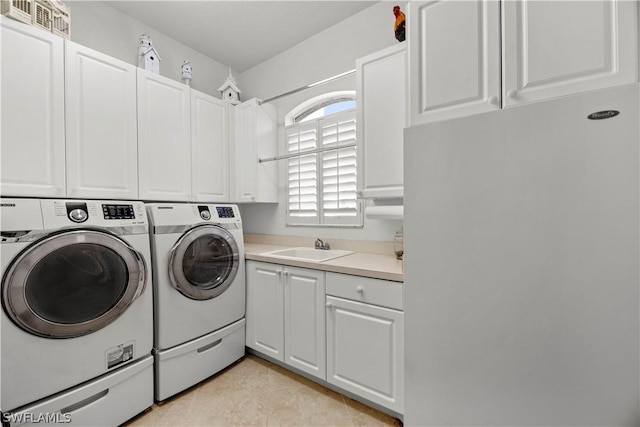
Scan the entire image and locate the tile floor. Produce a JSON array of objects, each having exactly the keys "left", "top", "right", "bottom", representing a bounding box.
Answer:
[{"left": 123, "top": 354, "right": 403, "bottom": 427}]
